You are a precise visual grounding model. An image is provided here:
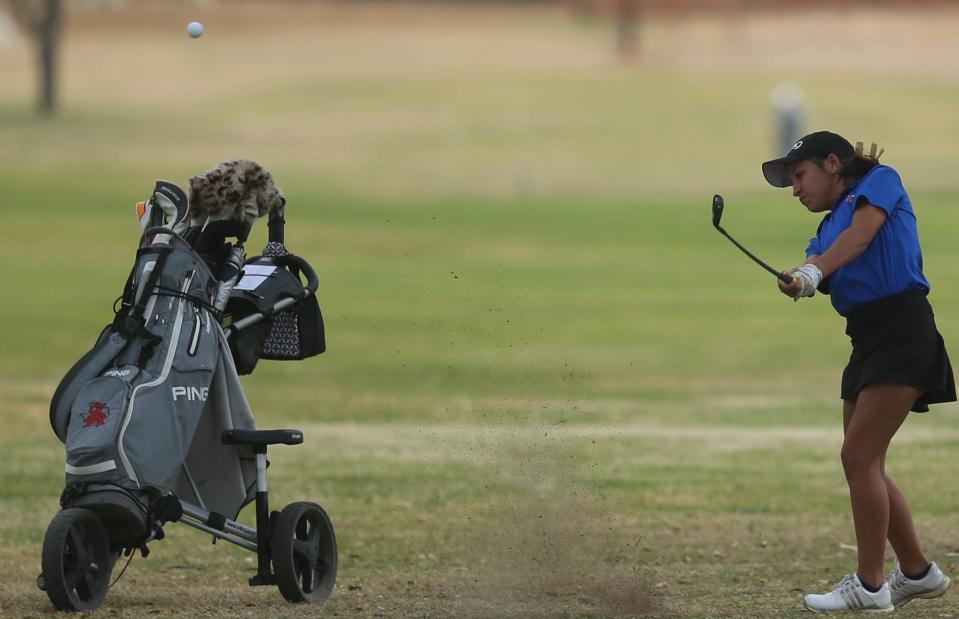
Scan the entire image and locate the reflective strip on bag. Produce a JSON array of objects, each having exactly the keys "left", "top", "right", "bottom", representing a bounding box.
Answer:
[{"left": 66, "top": 460, "right": 118, "bottom": 475}]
